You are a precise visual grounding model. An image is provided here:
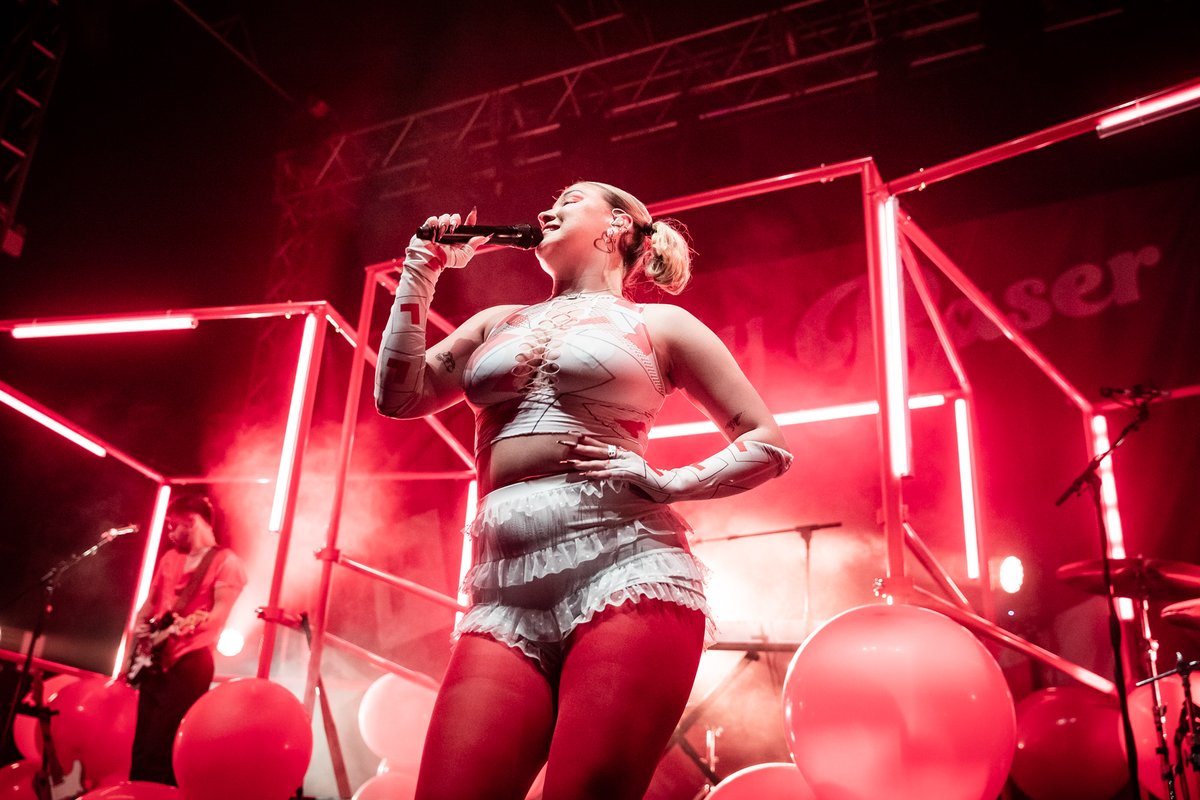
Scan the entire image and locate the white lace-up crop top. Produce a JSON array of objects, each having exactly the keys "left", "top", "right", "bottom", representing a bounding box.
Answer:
[{"left": 463, "top": 292, "right": 669, "bottom": 455}]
